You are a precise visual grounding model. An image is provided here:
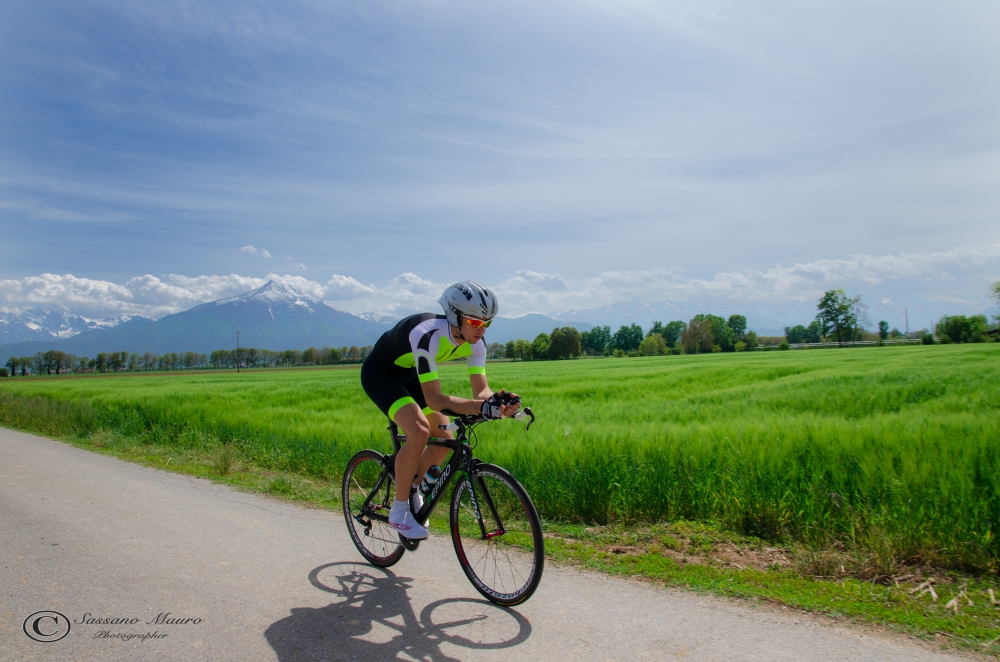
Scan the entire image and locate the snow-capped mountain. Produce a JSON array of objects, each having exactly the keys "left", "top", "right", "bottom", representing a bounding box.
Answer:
[
  {"left": 0, "top": 281, "right": 392, "bottom": 361},
  {"left": 0, "top": 309, "right": 154, "bottom": 344},
  {"left": 356, "top": 312, "right": 398, "bottom": 325}
]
